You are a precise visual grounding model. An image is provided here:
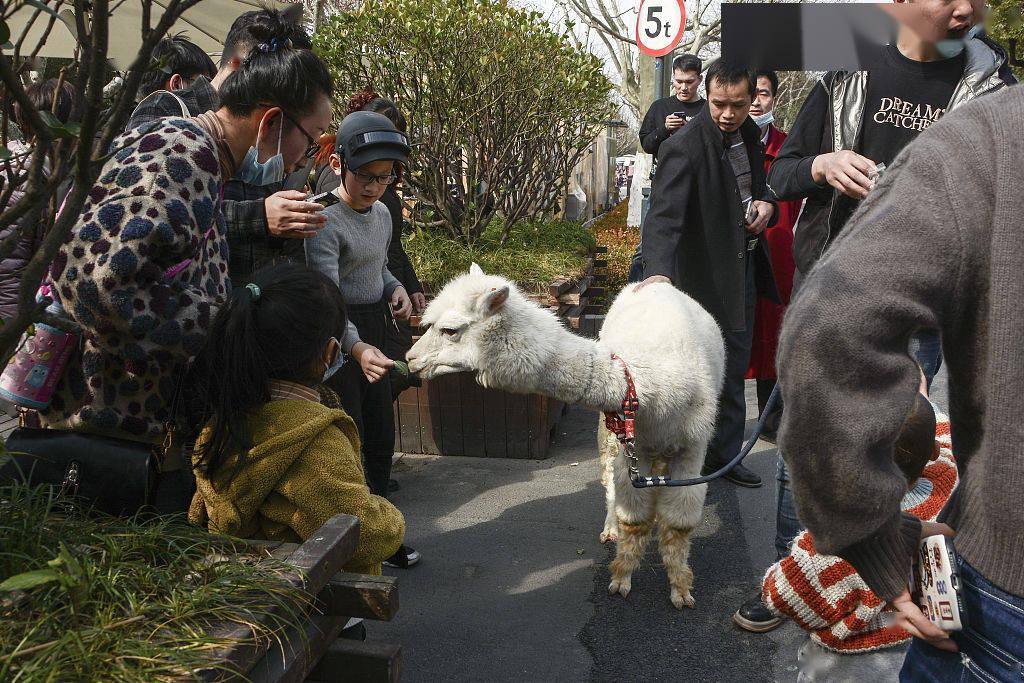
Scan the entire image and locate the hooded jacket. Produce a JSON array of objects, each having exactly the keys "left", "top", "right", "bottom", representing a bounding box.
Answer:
[
  {"left": 189, "top": 398, "right": 404, "bottom": 575},
  {"left": 768, "top": 37, "right": 1014, "bottom": 275}
]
